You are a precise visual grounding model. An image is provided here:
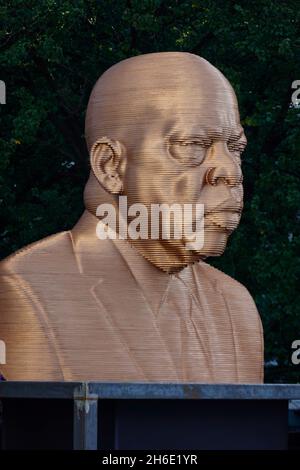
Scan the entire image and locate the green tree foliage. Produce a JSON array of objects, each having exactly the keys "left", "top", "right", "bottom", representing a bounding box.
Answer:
[{"left": 0, "top": 0, "right": 299, "bottom": 381}]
